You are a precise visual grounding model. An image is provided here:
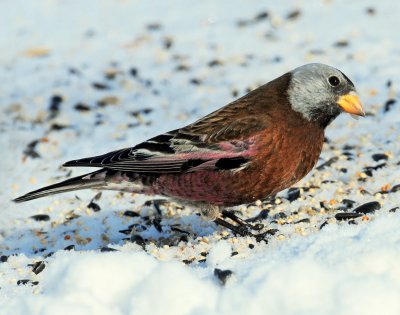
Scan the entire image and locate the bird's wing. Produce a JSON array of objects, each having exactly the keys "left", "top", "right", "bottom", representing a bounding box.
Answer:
[
  {"left": 63, "top": 131, "right": 257, "bottom": 173},
  {"left": 182, "top": 97, "right": 269, "bottom": 143},
  {"left": 64, "top": 99, "right": 270, "bottom": 173}
]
